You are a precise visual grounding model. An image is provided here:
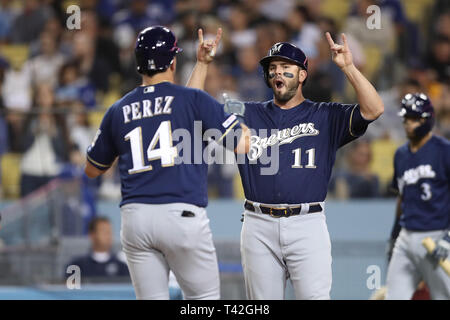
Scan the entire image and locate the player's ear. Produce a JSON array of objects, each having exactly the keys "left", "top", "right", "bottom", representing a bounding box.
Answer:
[
  {"left": 170, "top": 57, "right": 177, "bottom": 72},
  {"left": 299, "top": 69, "right": 307, "bottom": 85}
]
